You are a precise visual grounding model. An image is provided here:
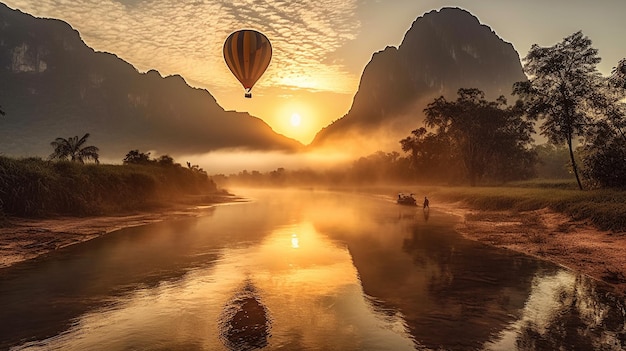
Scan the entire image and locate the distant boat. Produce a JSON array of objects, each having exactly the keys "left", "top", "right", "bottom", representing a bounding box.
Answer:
[{"left": 397, "top": 193, "right": 417, "bottom": 206}]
